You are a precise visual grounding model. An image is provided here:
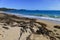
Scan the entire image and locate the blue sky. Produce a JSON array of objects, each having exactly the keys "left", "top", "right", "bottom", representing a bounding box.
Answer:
[{"left": 0, "top": 0, "right": 60, "bottom": 10}]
